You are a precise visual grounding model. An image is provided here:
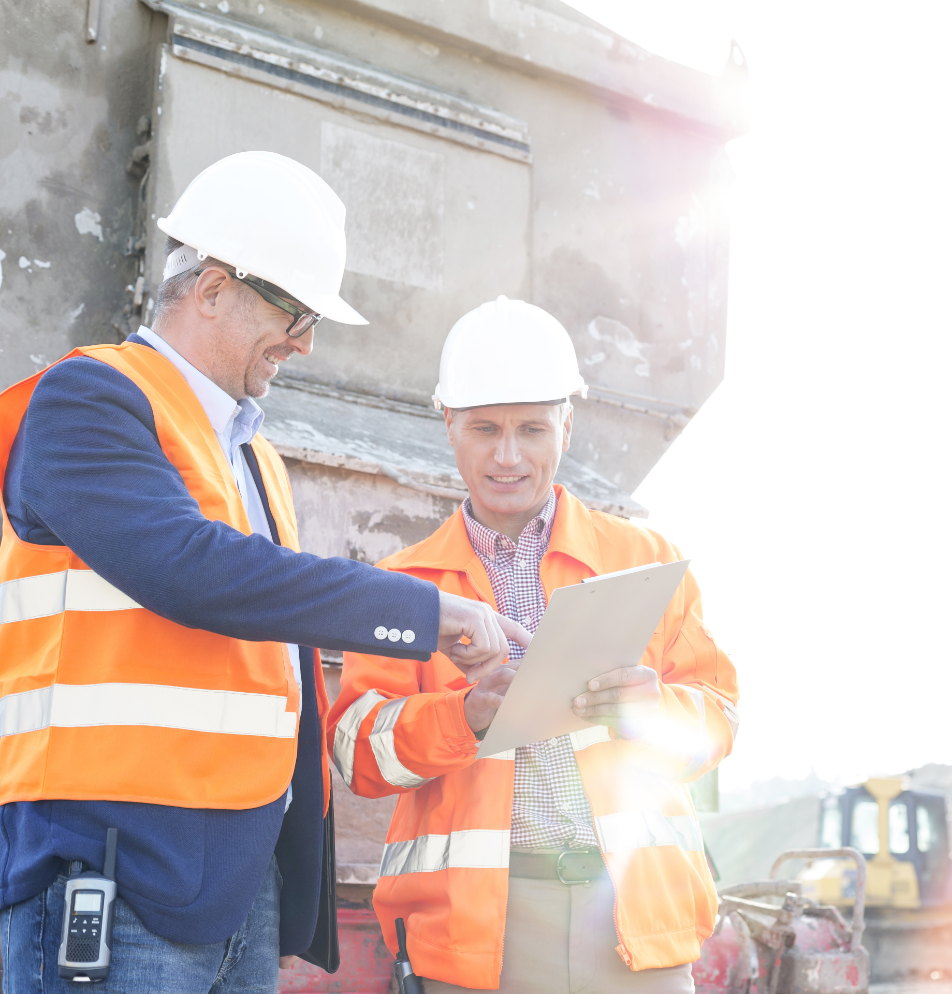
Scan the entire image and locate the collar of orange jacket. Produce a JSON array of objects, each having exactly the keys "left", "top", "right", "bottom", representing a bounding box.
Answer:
[{"left": 389, "top": 484, "right": 606, "bottom": 580}]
